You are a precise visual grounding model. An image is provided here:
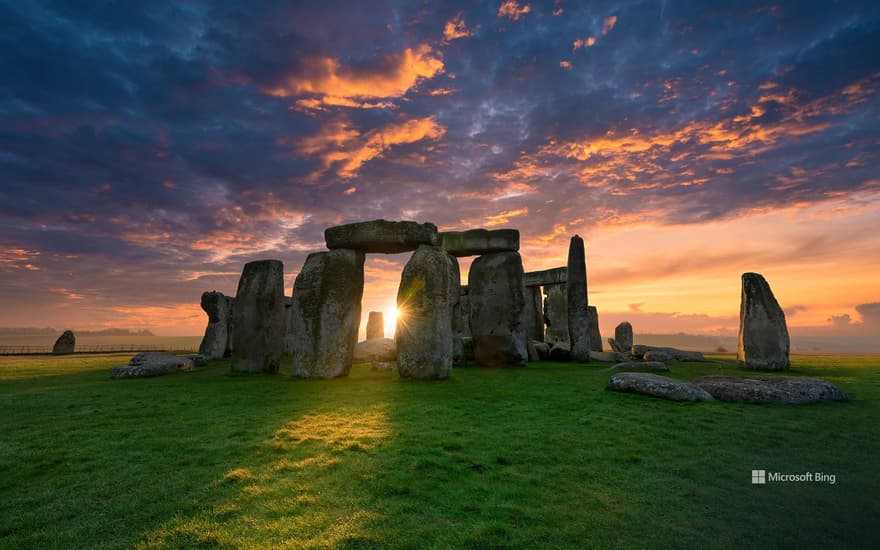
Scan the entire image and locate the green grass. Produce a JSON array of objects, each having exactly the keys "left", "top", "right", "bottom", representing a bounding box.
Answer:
[{"left": 1, "top": 353, "right": 878, "bottom": 549}]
